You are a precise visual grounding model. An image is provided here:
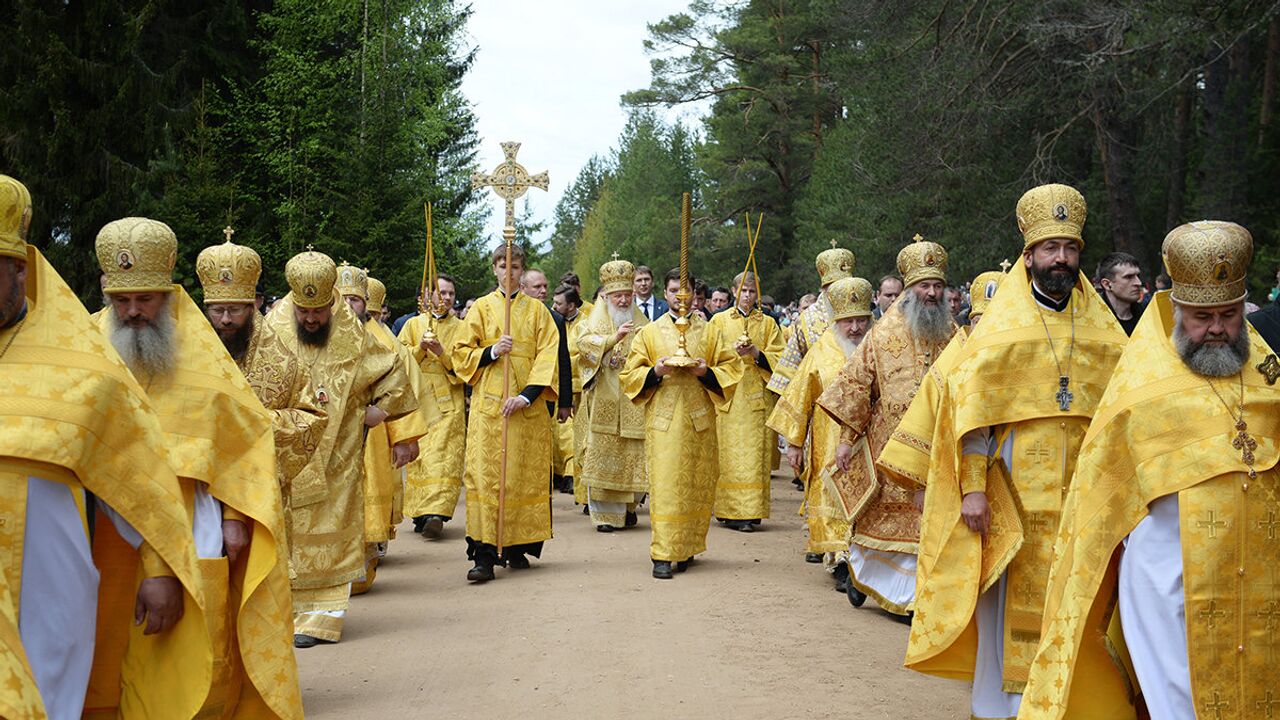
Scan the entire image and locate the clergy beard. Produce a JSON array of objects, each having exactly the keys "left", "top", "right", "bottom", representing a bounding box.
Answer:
[
  {"left": 219, "top": 319, "right": 255, "bottom": 362},
  {"left": 109, "top": 303, "right": 175, "bottom": 377},
  {"left": 607, "top": 304, "right": 632, "bottom": 329},
  {"left": 296, "top": 320, "right": 331, "bottom": 348},
  {"left": 1031, "top": 258, "right": 1078, "bottom": 298},
  {"left": 834, "top": 332, "right": 861, "bottom": 358},
  {"left": 900, "top": 291, "right": 953, "bottom": 344},
  {"left": 1173, "top": 310, "right": 1250, "bottom": 378}
]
